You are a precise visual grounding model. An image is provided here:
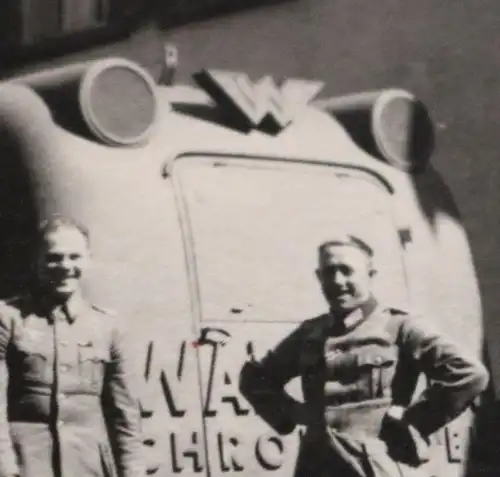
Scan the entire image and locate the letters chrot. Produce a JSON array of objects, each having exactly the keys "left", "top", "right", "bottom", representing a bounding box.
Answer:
[{"left": 193, "top": 70, "right": 324, "bottom": 135}]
